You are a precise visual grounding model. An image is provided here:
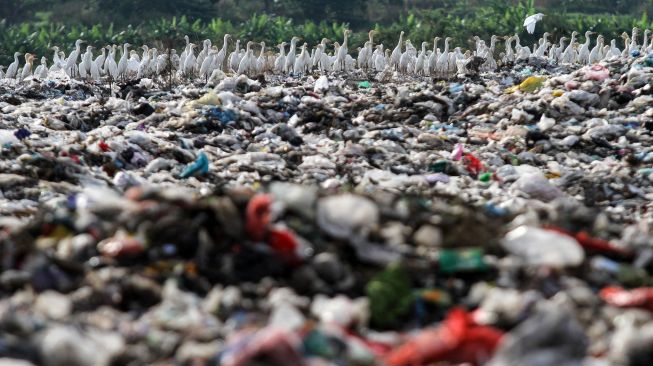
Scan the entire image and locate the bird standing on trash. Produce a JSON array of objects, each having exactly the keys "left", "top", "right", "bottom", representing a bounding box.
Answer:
[{"left": 524, "top": 13, "right": 544, "bottom": 35}]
